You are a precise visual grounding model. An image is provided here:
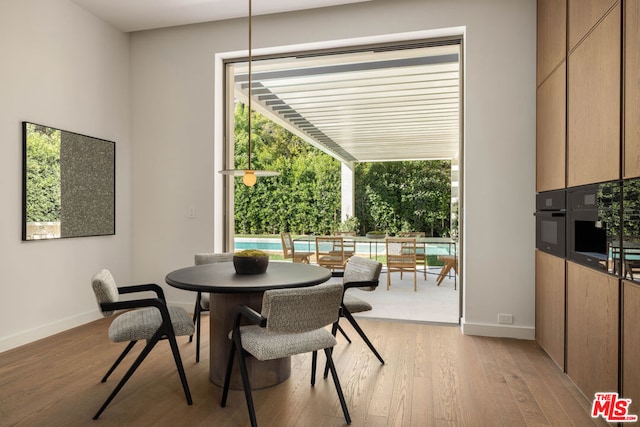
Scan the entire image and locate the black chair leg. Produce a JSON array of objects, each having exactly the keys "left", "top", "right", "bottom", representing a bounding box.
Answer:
[
  {"left": 221, "top": 334, "right": 258, "bottom": 427},
  {"left": 189, "top": 292, "right": 201, "bottom": 343},
  {"left": 195, "top": 305, "right": 202, "bottom": 363},
  {"left": 166, "top": 329, "right": 193, "bottom": 405},
  {"left": 343, "top": 309, "right": 385, "bottom": 365},
  {"left": 337, "top": 324, "right": 352, "bottom": 343},
  {"left": 237, "top": 344, "right": 257, "bottom": 427},
  {"left": 101, "top": 341, "right": 137, "bottom": 383},
  {"left": 93, "top": 333, "right": 160, "bottom": 419},
  {"left": 324, "top": 347, "right": 351, "bottom": 425},
  {"left": 221, "top": 340, "right": 236, "bottom": 407},
  {"left": 311, "top": 350, "right": 318, "bottom": 386}
]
